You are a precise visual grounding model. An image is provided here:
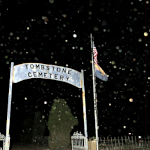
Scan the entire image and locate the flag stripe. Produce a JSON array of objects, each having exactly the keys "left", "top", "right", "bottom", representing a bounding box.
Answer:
[{"left": 93, "top": 43, "right": 98, "bottom": 64}]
